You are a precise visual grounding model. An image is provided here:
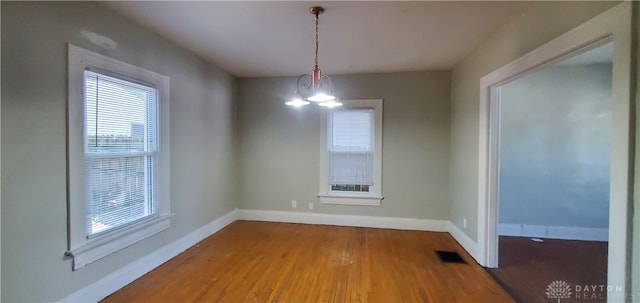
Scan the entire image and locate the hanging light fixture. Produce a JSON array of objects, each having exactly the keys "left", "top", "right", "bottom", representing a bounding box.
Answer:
[{"left": 286, "top": 6, "right": 341, "bottom": 108}]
